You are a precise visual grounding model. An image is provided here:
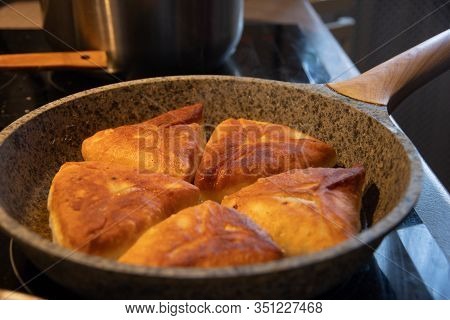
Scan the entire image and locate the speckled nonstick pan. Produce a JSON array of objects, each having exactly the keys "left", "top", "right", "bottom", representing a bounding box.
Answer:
[{"left": 0, "top": 31, "right": 449, "bottom": 298}]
